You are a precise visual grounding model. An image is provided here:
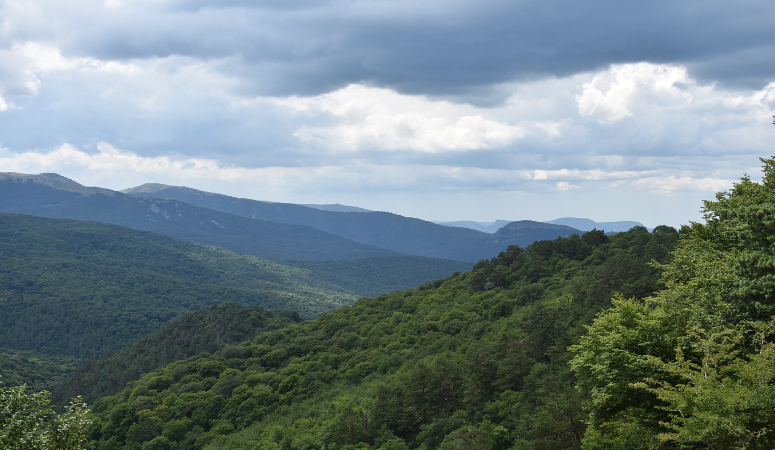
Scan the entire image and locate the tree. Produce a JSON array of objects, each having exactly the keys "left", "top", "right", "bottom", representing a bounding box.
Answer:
[
  {"left": 571, "top": 155, "right": 775, "bottom": 449},
  {"left": 0, "top": 381, "right": 91, "bottom": 450}
]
